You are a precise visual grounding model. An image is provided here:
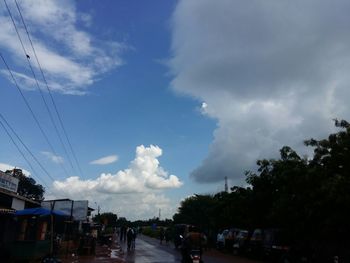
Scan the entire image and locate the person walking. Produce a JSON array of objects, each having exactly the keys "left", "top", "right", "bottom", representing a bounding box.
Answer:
[
  {"left": 159, "top": 227, "right": 165, "bottom": 244},
  {"left": 126, "top": 227, "right": 134, "bottom": 251},
  {"left": 131, "top": 227, "right": 137, "bottom": 249},
  {"left": 165, "top": 228, "right": 171, "bottom": 244}
]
